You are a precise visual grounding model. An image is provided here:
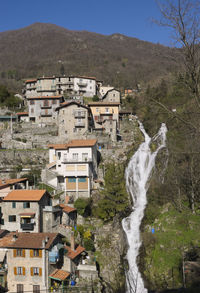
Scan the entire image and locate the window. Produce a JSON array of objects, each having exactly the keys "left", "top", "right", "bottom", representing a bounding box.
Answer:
[
  {"left": 82, "top": 153, "right": 88, "bottom": 161},
  {"left": 96, "top": 108, "right": 99, "bottom": 113},
  {"left": 8, "top": 215, "right": 16, "bottom": 222},
  {"left": 33, "top": 285, "right": 40, "bottom": 293},
  {"left": 43, "top": 100, "right": 49, "bottom": 107},
  {"left": 23, "top": 202, "right": 30, "bottom": 208},
  {"left": 72, "top": 153, "right": 78, "bottom": 161},
  {"left": 52, "top": 99, "right": 57, "bottom": 104},
  {"left": 33, "top": 250, "right": 39, "bottom": 257},
  {"left": 57, "top": 152, "right": 61, "bottom": 160},
  {"left": 110, "top": 128, "right": 113, "bottom": 132},
  {"left": 78, "top": 177, "right": 86, "bottom": 182},
  {"left": 68, "top": 178, "right": 76, "bottom": 183},
  {"left": 30, "top": 100, "right": 35, "bottom": 105},
  {"left": 31, "top": 108, "right": 34, "bottom": 114},
  {"left": 16, "top": 249, "right": 23, "bottom": 257},
  {"left": 12, "top": 202, "right": 16, "bottom": 208},
  {"left": 33, "top": 267, "right": 39, "bottom": 275},
  {"left": 17, "top": 284, "right": 24, "bottom": 293},
  {"left": 17, "top": 267, "right": 23, "bottom": 275},
  {"left": 105, "top": 108, "right": 109, "bottom": 113}
]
